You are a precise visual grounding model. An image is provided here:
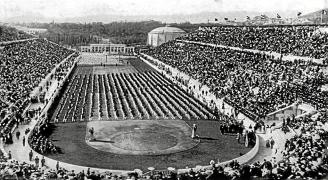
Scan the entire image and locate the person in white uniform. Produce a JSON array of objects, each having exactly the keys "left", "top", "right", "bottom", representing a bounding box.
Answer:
[{"left": 192, "top": 124, "right": 197, "bottom": 139}]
